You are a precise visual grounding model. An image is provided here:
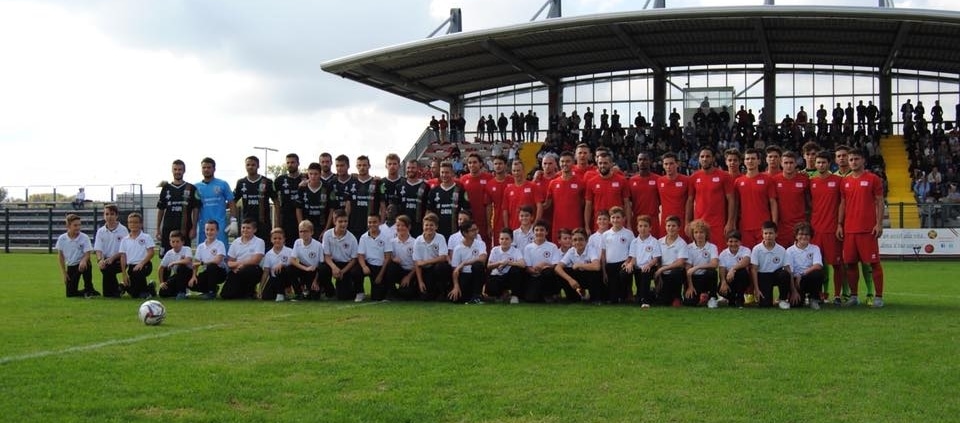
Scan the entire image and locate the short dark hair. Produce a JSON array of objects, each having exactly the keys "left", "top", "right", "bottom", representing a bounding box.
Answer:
[
  {"left": 245, "top": 156, "right": 260, "bottom": 164},
  {"left": 201, "top": 157, "right": 216, "bottom": 167}
]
